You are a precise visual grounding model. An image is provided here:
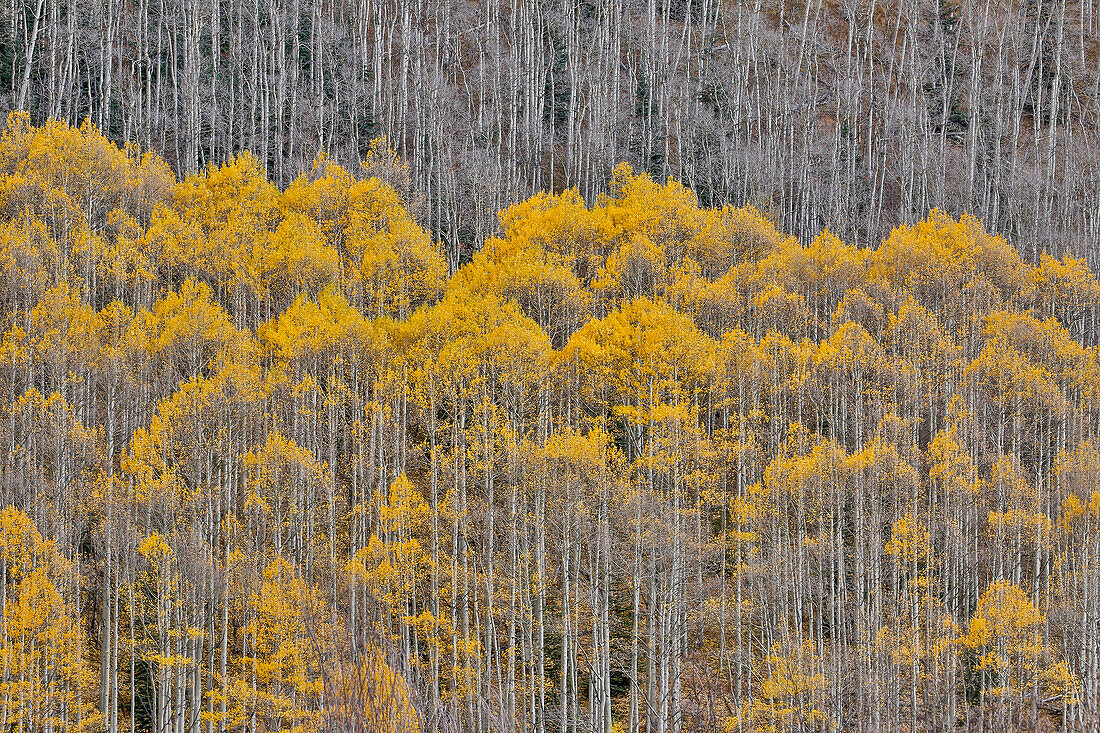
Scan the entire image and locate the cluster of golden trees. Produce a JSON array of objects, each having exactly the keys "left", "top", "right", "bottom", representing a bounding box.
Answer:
[{"left": 1, "top": 115, "right": 1098, "bottom": 732}]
